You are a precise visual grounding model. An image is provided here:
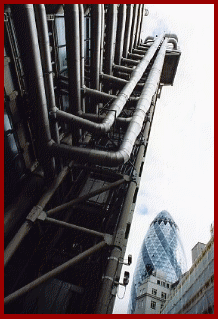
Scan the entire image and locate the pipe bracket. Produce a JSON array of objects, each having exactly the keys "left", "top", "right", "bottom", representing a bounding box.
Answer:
[{"left": 26, "top": 205, "right": 44, "bottom": 223}]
